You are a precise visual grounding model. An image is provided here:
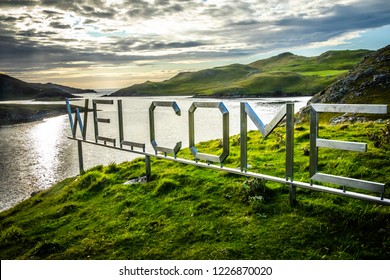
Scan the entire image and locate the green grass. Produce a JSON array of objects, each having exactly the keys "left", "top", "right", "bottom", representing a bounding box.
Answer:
[
  {"left": 298, "top": 70, "right": 348, "bottom": 77},
  {"left": 1, "top": 119, "right": 389, "bottom": 260}
]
